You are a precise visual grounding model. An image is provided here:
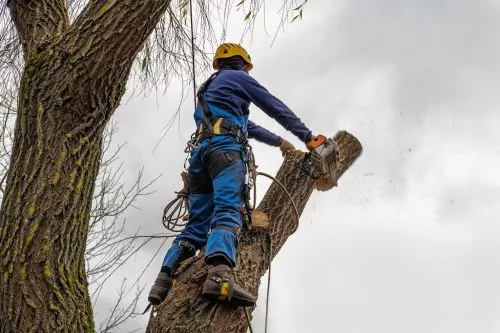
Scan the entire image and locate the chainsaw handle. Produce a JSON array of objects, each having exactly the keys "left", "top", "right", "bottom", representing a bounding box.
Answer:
[
  {"left": 300, "top": 152, "right": 321, "bottom": 180},
  {"left": 306, "top": 134, "right": 327, "bottom": 151}
]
